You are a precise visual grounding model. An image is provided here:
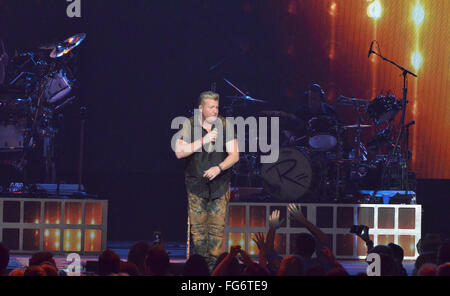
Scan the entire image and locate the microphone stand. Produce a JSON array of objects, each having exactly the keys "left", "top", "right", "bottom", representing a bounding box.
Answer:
[{"left": 369, "top": 48, "right": 417, "bottom": 194}]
